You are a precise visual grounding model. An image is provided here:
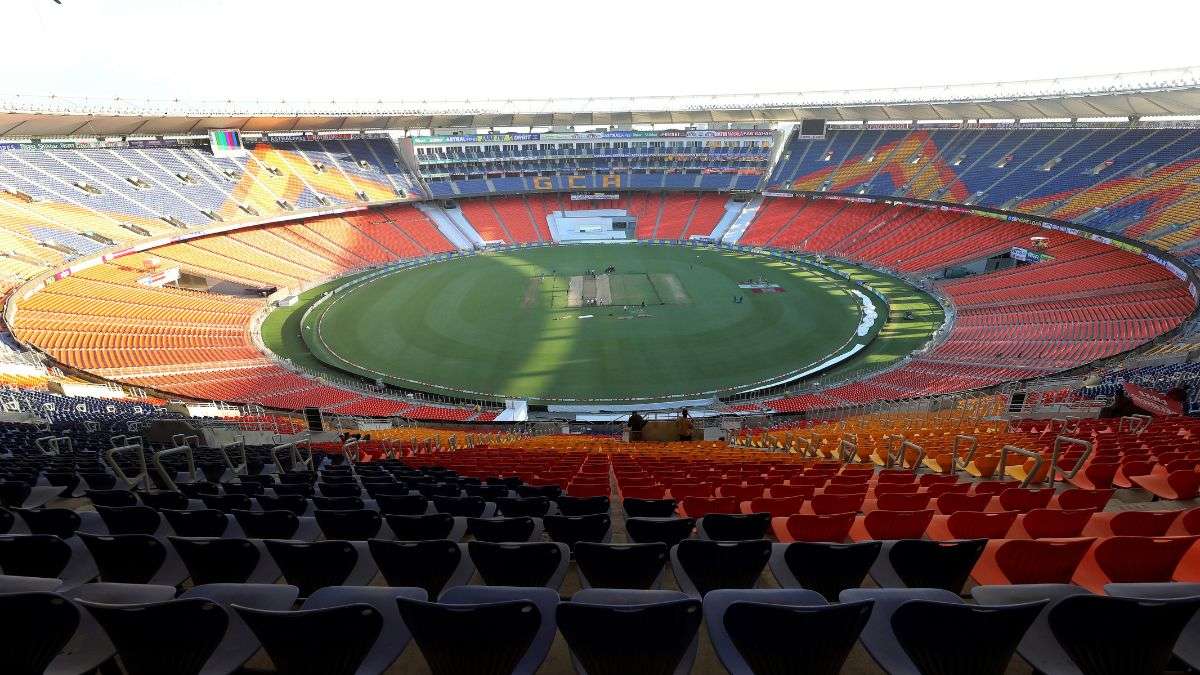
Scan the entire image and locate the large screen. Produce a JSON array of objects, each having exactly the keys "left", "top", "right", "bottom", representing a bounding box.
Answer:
[
  {"left": 799, "top": 119, "right": 827, "bottom": 138},
  {"left": 208, "top": 129, "right": 246, "bottom": 157}
]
